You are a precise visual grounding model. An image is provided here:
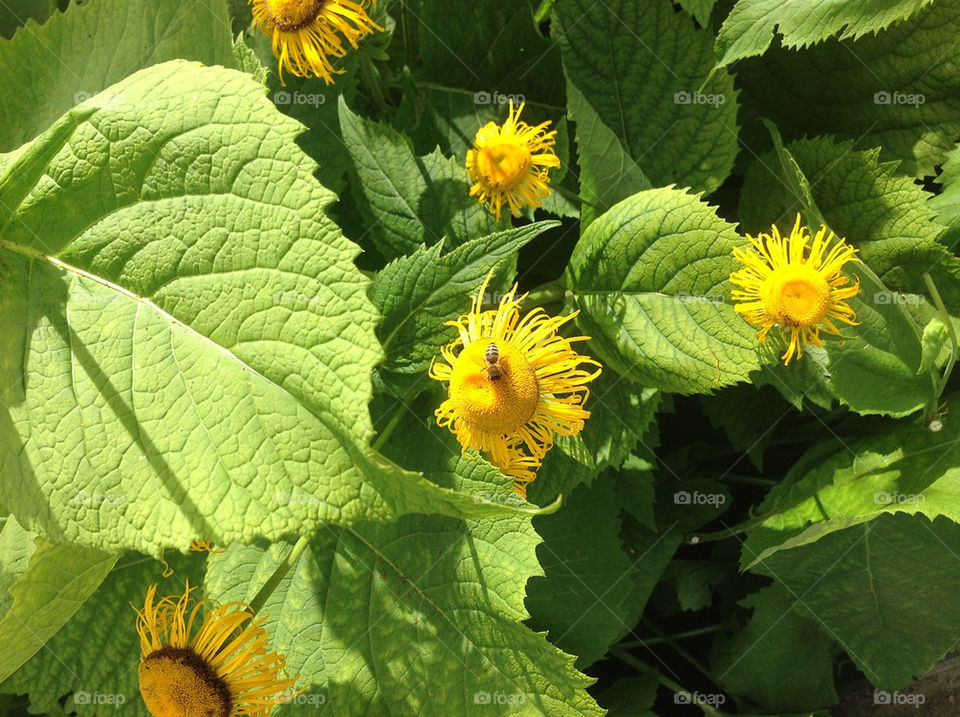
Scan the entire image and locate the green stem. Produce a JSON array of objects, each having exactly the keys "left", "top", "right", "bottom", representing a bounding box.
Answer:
[
  {"left": 248, "top": 535, "right": 311, "bottom": 615},
  {"left": 641, "top": 620, "right": 724, "bottom": 694},
  {"left": 360, "top": 55, "right": 390, "bottom": 114},
  {"left": 525, "top": 281, "right": 567, "bottom": 307},
  {"left": 373, "top": 401, "right": 407, "bottom": 452},
  {"left": 609, "top": 647, "right": 724, "bottom": 717},
  {"left": 618, "top": 623, "right": 728, "bottom": 648},
  {"left": 415, "top": 81, "right": 566, "bottom": 112},
  {"left": 690, "top": 514, "right": 769, "bottom": 544},
  {"left": 924, "top": 273, "right": 958, "bottom": 404},
  {"left": 534, "top": 0, "right": 556, "bottom": 23}
]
